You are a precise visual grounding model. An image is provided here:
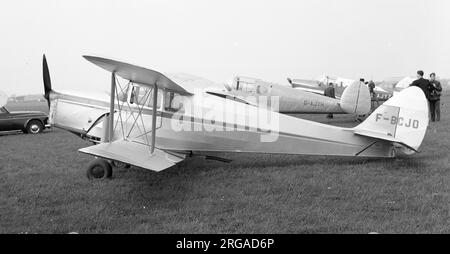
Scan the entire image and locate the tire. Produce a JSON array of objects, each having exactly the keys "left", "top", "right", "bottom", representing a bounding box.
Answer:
[
  {"left": 25, "top": 120, "right": 43, "bottom": 134},
  {"left": 86, "top": 158, "right": 113, "bottom": 180}
]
